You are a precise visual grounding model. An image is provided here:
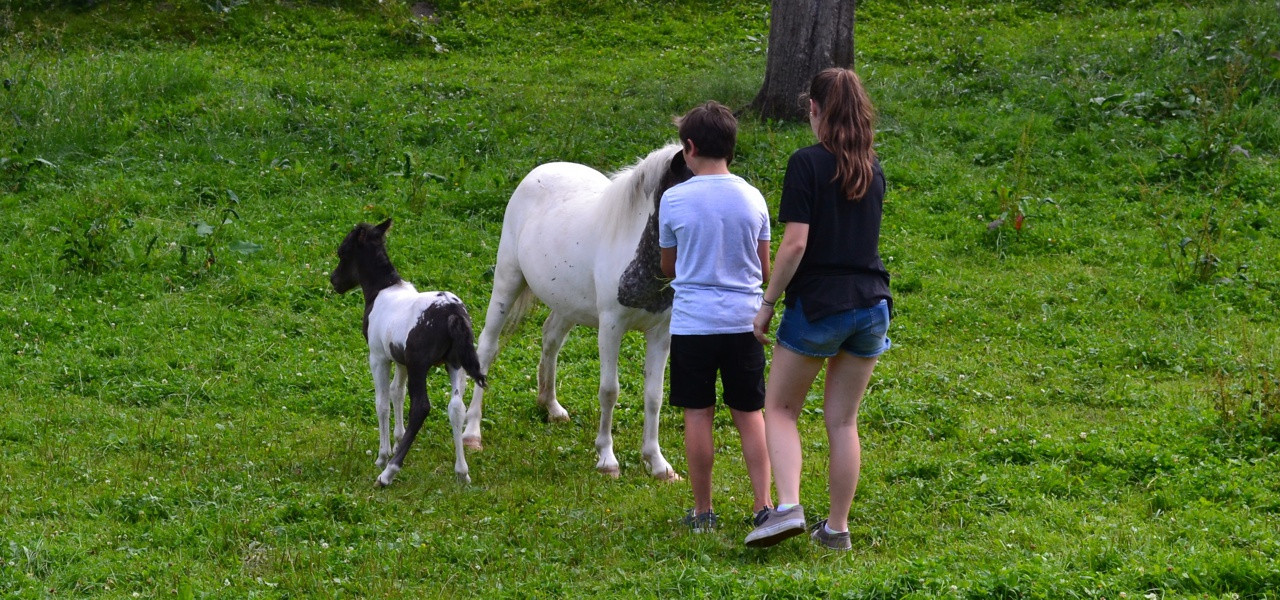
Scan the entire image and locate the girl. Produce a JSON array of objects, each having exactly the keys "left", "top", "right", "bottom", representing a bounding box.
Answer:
[{"left": 745, "top": 68, "right": 891, "bottom": 551}]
